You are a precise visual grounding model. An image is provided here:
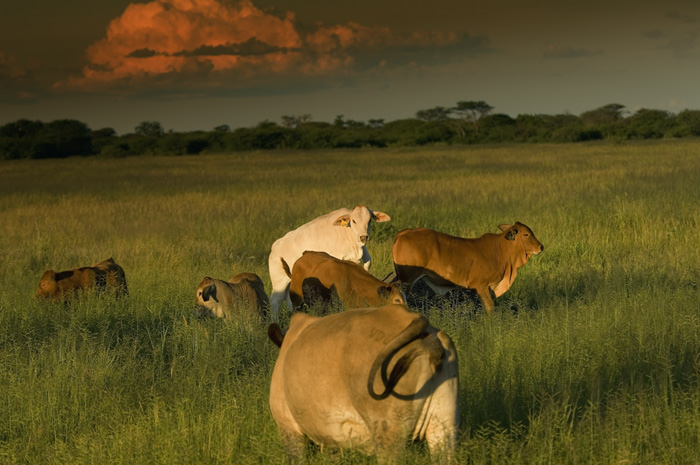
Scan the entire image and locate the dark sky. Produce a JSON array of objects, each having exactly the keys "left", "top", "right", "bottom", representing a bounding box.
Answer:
[{"left": 2, "top": 0, "right": 699, "bottom": 134}]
